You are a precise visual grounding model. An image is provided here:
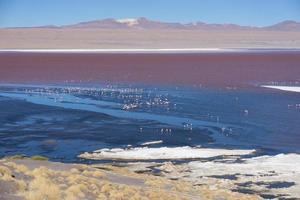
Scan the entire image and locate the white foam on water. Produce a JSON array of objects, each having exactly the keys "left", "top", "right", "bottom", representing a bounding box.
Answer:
[
  {"left": 261, "top": 85, "right": 300, "bottom": 93},
  {"left": 79, "top": 146, "right": 255, "bottom": 160},
  {"left": 140, "top": 140, "right": 163, "bottom": 146}
]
